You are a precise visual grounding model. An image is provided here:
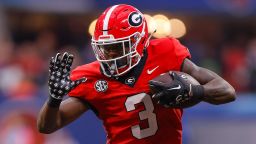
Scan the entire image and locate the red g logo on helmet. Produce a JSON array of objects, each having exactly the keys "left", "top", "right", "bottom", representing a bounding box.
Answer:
[{"left": 128, "top": 12, "right": 143, "bottom": 27}]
